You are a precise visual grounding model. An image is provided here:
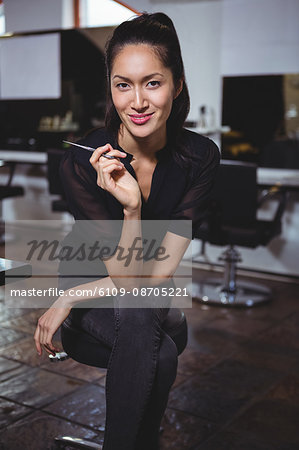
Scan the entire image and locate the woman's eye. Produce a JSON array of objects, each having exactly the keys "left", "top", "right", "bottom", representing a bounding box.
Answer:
[
  {"left": 117, "top": 83, "right": 129, "bottom": 89},
  {"left": 147, "top": 80, "right": 160, "bottom": 88}
]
